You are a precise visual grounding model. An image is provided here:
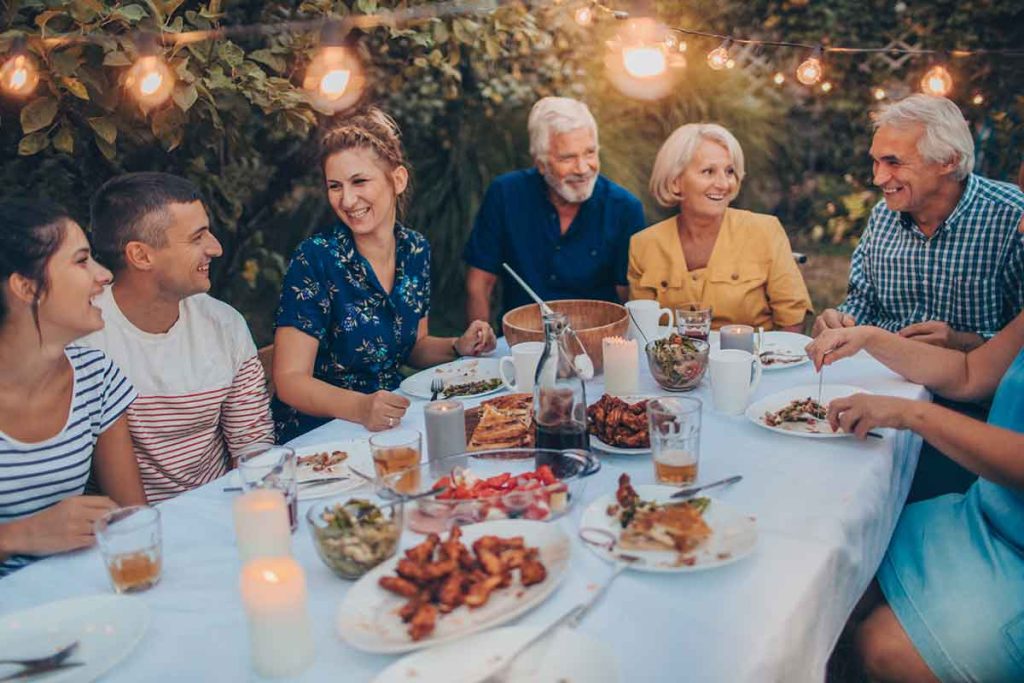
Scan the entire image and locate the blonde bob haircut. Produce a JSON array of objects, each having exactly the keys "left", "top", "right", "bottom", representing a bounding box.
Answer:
[{"left": 649, "top": 123, "right": 745, "bottom": 208}]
